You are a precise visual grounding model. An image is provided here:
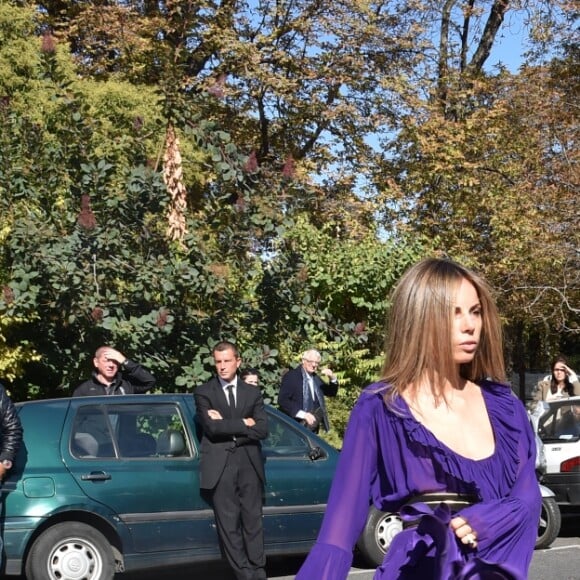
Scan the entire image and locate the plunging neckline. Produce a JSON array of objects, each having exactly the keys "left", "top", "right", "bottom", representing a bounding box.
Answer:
[{"left": 398, "top": 386, "right": 497, "bottom": 462}]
